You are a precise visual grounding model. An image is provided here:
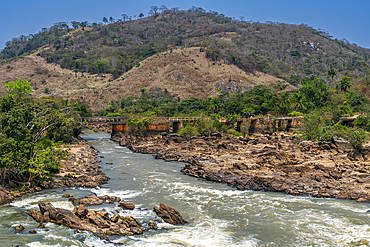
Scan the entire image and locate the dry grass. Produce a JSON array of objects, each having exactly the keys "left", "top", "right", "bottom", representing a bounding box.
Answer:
[{"left": 0, "top": 47, "right": 290, "bottom": 111}]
